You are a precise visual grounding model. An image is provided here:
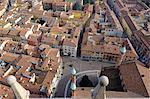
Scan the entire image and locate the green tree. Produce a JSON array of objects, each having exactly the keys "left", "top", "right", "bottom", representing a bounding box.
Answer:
[
  {"left": 84, "top": 0, "right": 92, "bottom": 4},
  {"left": 74, "top": 3, "right": 82, "bottom": 10}
]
